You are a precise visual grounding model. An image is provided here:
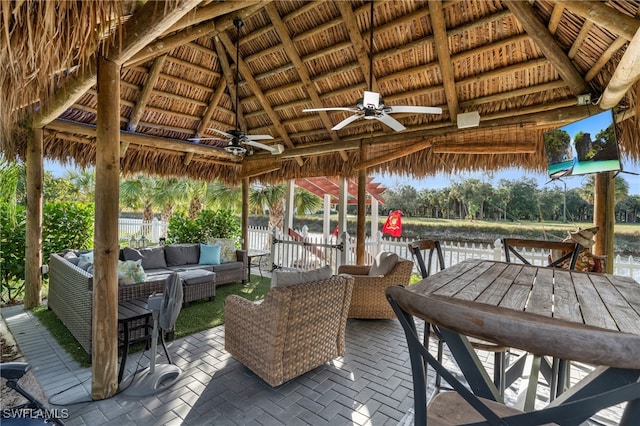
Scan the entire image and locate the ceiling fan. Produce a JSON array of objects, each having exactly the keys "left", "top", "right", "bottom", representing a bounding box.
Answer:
[
  {"left": 191, "top": 19, "right": 283, "bottom": 156},
  {"left": 302, "top": 1, "right": 442, "bottom": 132}
]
